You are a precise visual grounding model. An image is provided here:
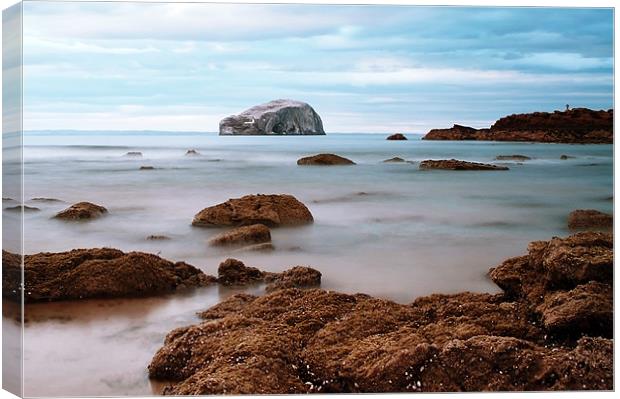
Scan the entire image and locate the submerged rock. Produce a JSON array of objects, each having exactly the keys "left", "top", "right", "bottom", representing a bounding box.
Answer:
[
  {"left": 30, "top": 197, "right": 63, "bottom": 203},
  {"left": 147, "top": 235, "right": 171, "bottom": 240},
  {"left": 560, "top": 154, "right": 575, "bottom": 160},
  {"left": 297, "top": 154, "right": 355, "bottom": 165},
  {"left": 216, "top": 258, "right": 320, "bottom": 290},
  {"left": 124, "top": 151, "right": 143, "bottom": 157},
  {"left": 419, "top": 159, "right": 509, "bottom": 171},
  {"left": 185, "top": 149, "right": 200, "bottom": 156},
  {"left": 208, "top": 224, "right": 271, "bottom": 248},
  {"left": 2, "top": 248, "right": 216, "bottom": 302},
  {"left": 140, "top": 166, "right": 155, "bottom": 170},
  {"left": 567, "top": 209, "right": 612, "bottom": 230},
  {"left": 495, "top": 155, "right": 531, "bottom": 161},
  {"left": 149, "top": 232, "right": 612, "bottom": 394},
  {"left": 54, "top": 202, "right": 108, "bottom": 220},
  {"left": 4, "top": 205, "right": 40, "bottom": 212},
  {"left": 219, "top": 99, "right": 325, "bottom": 136},
  {"left": 383, "top": 157, "right": 406, "bottom": 163},
  {"left": 192, "top": 194, "right": 313, "bottom": 227},
  {"left": 386, "top": 133, "right": 407, "bottom": 140}
]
